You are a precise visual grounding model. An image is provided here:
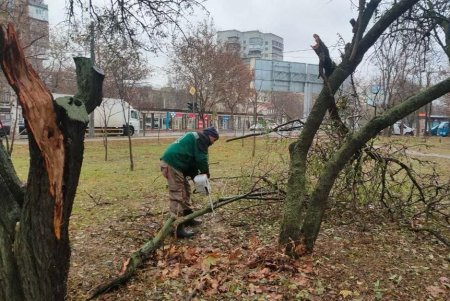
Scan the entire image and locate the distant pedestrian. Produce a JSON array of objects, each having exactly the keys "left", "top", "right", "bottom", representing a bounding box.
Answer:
[{"left": 160, "top": 127, "right": 219, "bottom": 238}]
